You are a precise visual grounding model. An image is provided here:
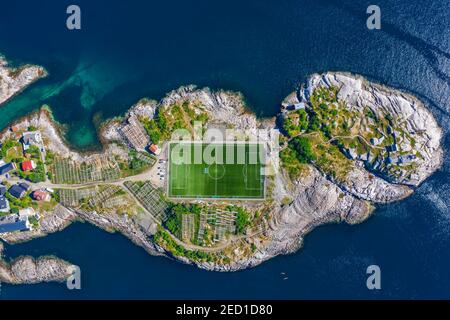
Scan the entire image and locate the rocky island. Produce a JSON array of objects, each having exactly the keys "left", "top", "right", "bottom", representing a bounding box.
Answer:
[
  {"left": 0, "top": 55, "right": 47, "bottom": 105},
  {"left": 0, "top": 55, "right": 443, "bottom": 285},
  {"left": 0, "top": 249, "right": 75, "bottom": 285}
]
